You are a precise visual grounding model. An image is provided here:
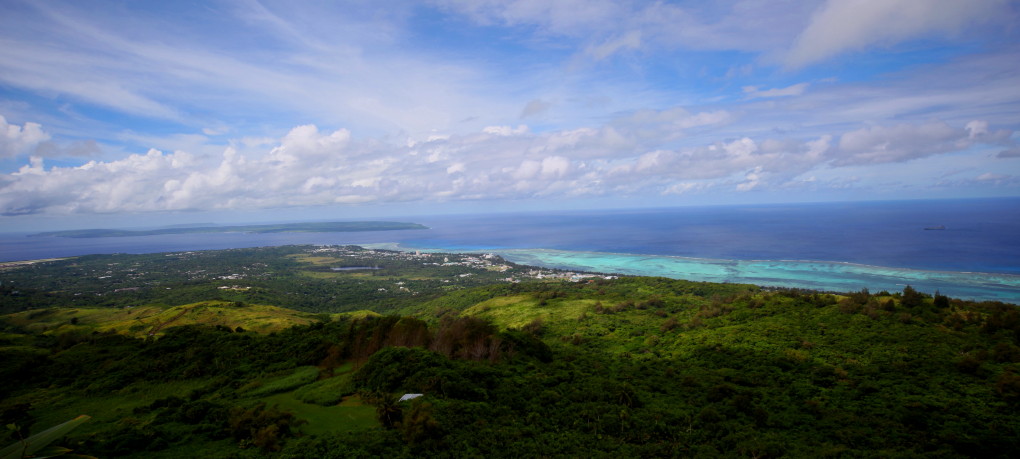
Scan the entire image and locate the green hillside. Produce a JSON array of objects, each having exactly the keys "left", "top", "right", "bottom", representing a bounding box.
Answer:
[
  {"left": 2, "top": 247, "right": 1019, "bottom": 458},
  {"left": 2, "top": 301, "right": 326, "bottom": 338}
]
